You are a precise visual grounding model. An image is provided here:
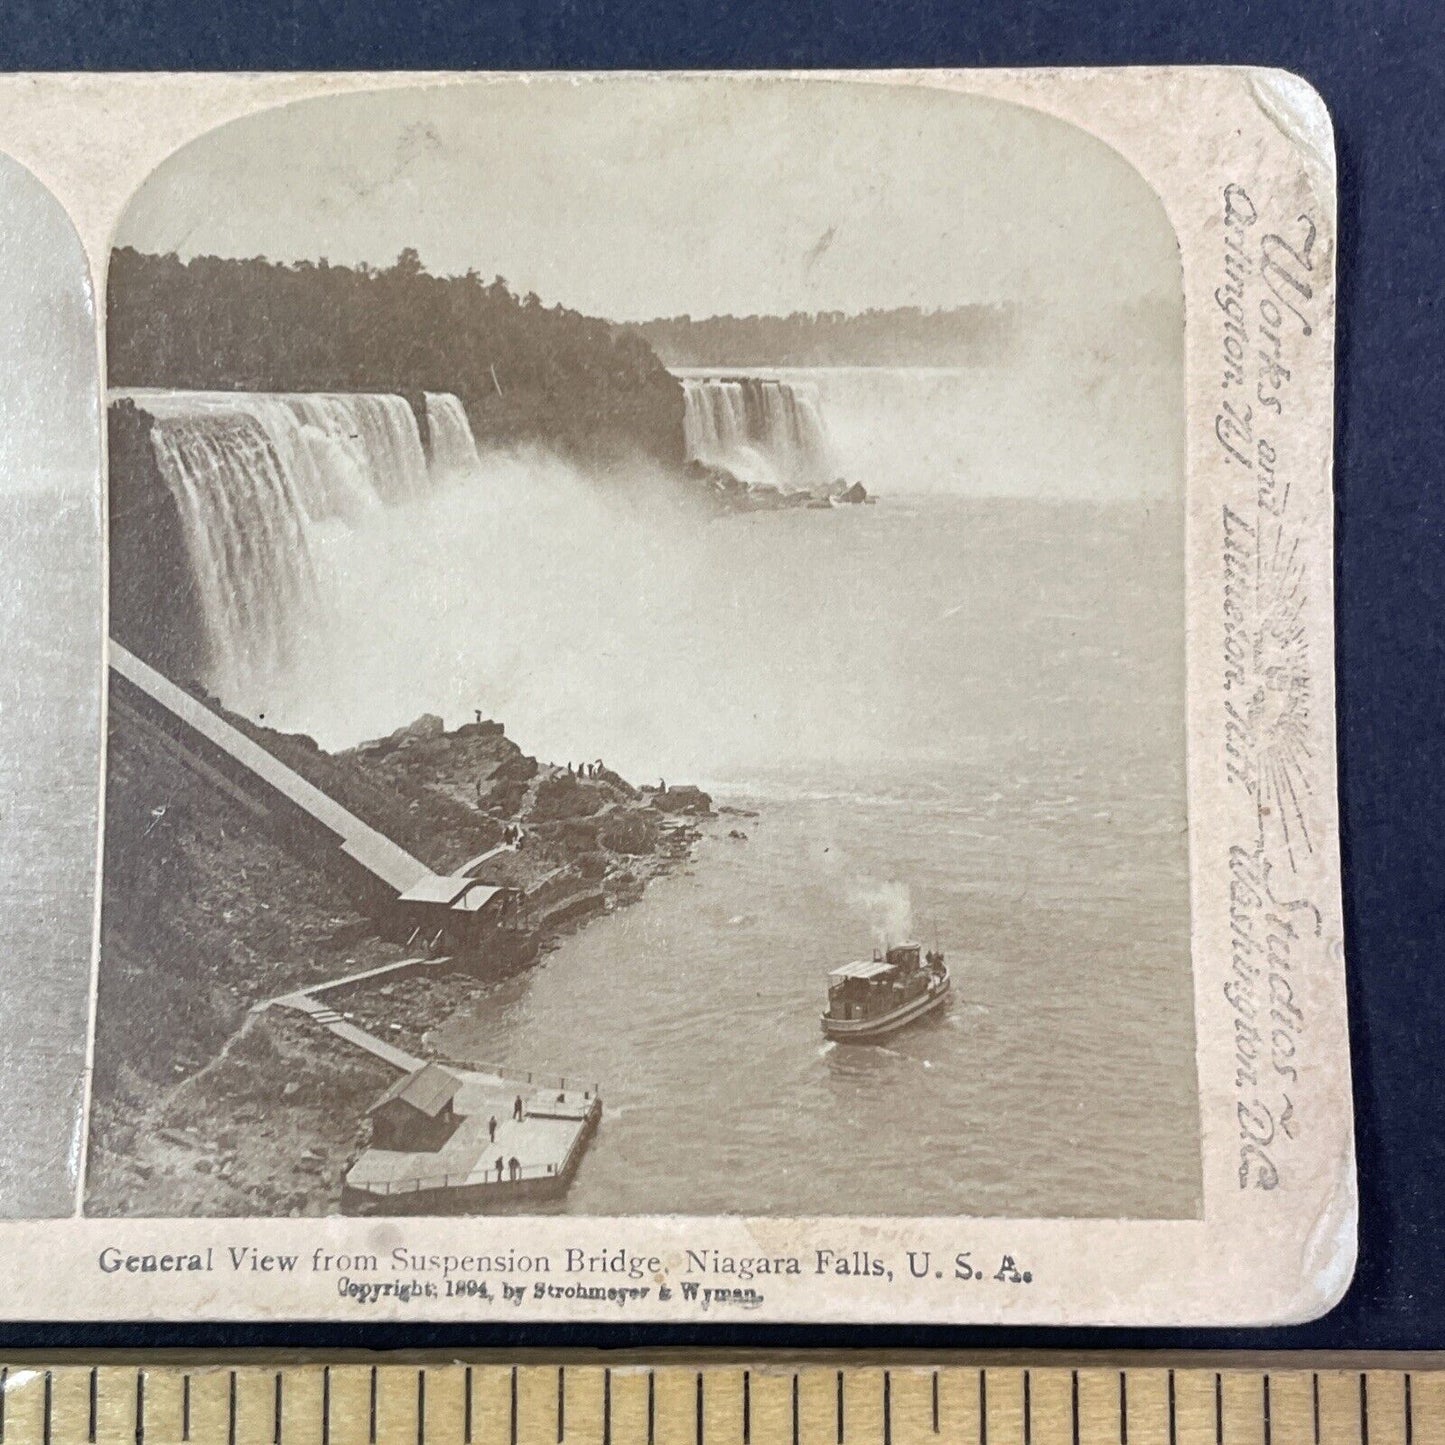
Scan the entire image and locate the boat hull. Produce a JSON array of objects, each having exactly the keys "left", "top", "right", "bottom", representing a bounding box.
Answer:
[{"left": 821, "top": 974, "right": 951, "bottom": 1042}]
